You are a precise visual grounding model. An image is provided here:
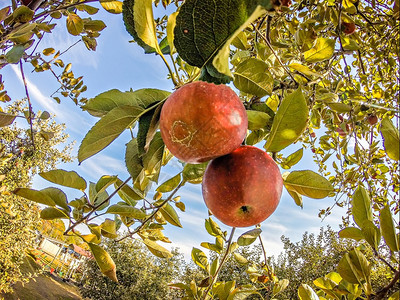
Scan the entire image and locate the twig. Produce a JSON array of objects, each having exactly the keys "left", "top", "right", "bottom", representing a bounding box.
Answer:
[
  {"left": 254, "top": 27, "right": 298, "bottom": 85},
  {"left": 203, "top": 227, "right": 236, "bottom": 300},
  {"left": 258, "top": 234, "right": 268, "bottom": 267},
  {"left": 64, "top": 176, "right": 132, "bottom": 235},
  {"left": 19, "top": 61, "right": 35, "bottom": 150},
  {"left": 115, "top": 180, "right": 186, "bottom": 242}
]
